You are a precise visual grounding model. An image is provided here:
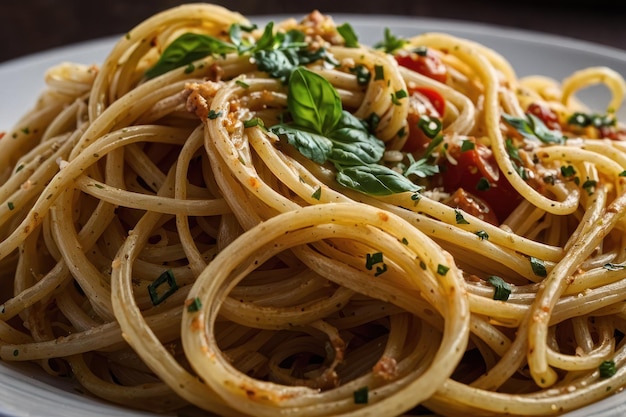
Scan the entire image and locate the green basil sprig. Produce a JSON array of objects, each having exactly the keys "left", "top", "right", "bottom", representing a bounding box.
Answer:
[
  {"left": 145, "top": 22, "right": 328, "bottom": 82},
  {"left": 269, "top": 67, "right": 420, "bottom": 196},
  {"left": 502, "top": 113, "right": 565, "bottom": 145}
]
